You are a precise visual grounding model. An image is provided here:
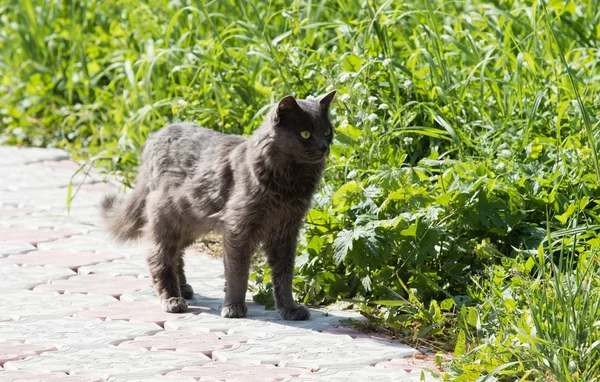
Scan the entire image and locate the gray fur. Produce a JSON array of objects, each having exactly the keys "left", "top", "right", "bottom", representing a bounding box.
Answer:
[{"left": 101, "top": 91, "right": 336, "bottom": 320}]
